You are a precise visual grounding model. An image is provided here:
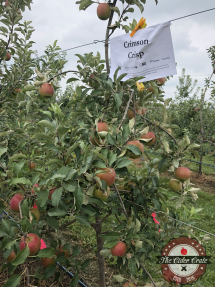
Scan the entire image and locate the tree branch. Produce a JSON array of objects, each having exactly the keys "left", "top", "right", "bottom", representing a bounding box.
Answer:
[
  {"left": 113, "top": 183, "right": 128, "bottom": 218},
  {"left": 140, "top": 263, "right": 157, "bottom": 287},
  {"left": 41, "top": 218, "right": 76, "bottom": 234},
  {"left": 118, "top": 92, "right": 133, "bottom": 130}
]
